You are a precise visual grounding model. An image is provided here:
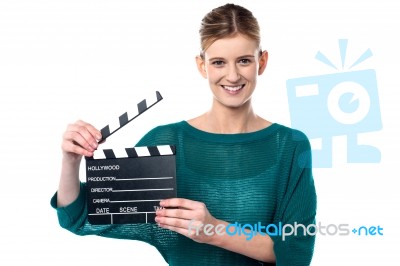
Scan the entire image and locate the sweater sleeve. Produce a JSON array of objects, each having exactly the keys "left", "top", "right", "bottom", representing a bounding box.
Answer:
[
  {"left": 50, "top": 182, "right": 157, "bottom": 243},
  {"left": 270, "top": 130, "right": 317, "bottom": 266}
]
